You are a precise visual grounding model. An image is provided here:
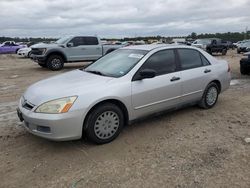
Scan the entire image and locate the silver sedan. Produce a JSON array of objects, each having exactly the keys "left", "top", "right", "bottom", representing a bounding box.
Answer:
[{"left": 17, "top": 45, "right": 231, "bottom": 144}]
